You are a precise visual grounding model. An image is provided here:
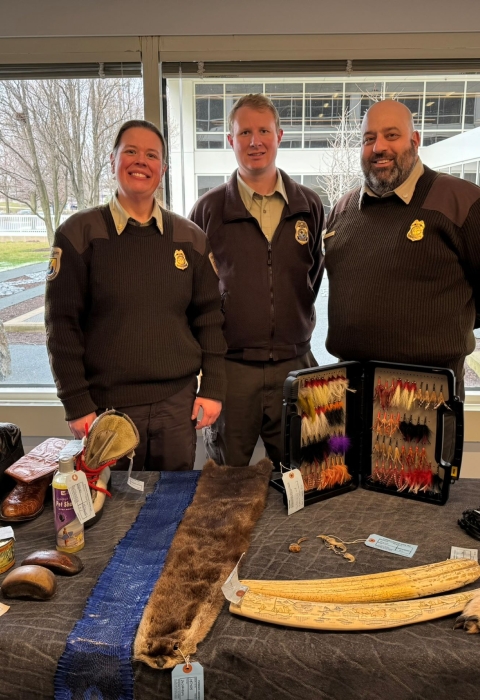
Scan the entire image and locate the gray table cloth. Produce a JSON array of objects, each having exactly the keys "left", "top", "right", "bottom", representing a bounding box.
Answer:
[{"left": 1, "top": 472, "right": 480, "bottom": 700}]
